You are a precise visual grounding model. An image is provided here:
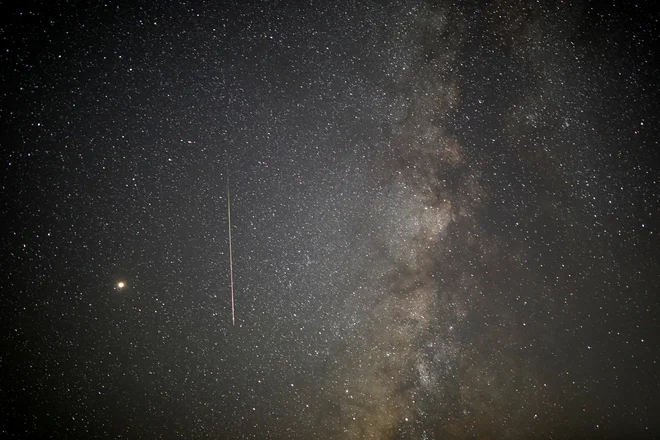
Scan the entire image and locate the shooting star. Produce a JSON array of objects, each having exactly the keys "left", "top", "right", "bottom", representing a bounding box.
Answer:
[{"left": 227, "top": 173, "right": 235, "bottom": 326}]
